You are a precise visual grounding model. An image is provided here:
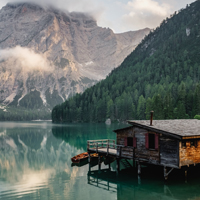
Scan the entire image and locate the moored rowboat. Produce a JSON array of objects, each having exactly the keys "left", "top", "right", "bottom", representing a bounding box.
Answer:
[
  {"left": 90, "top": 153, "right": 98, "bottom": 158},
  {"left": 71, "top": 152, "right": 88, "bottom": 163},
  {"left": 71, "top": 152, "right": 102, "bottom": 163}
]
